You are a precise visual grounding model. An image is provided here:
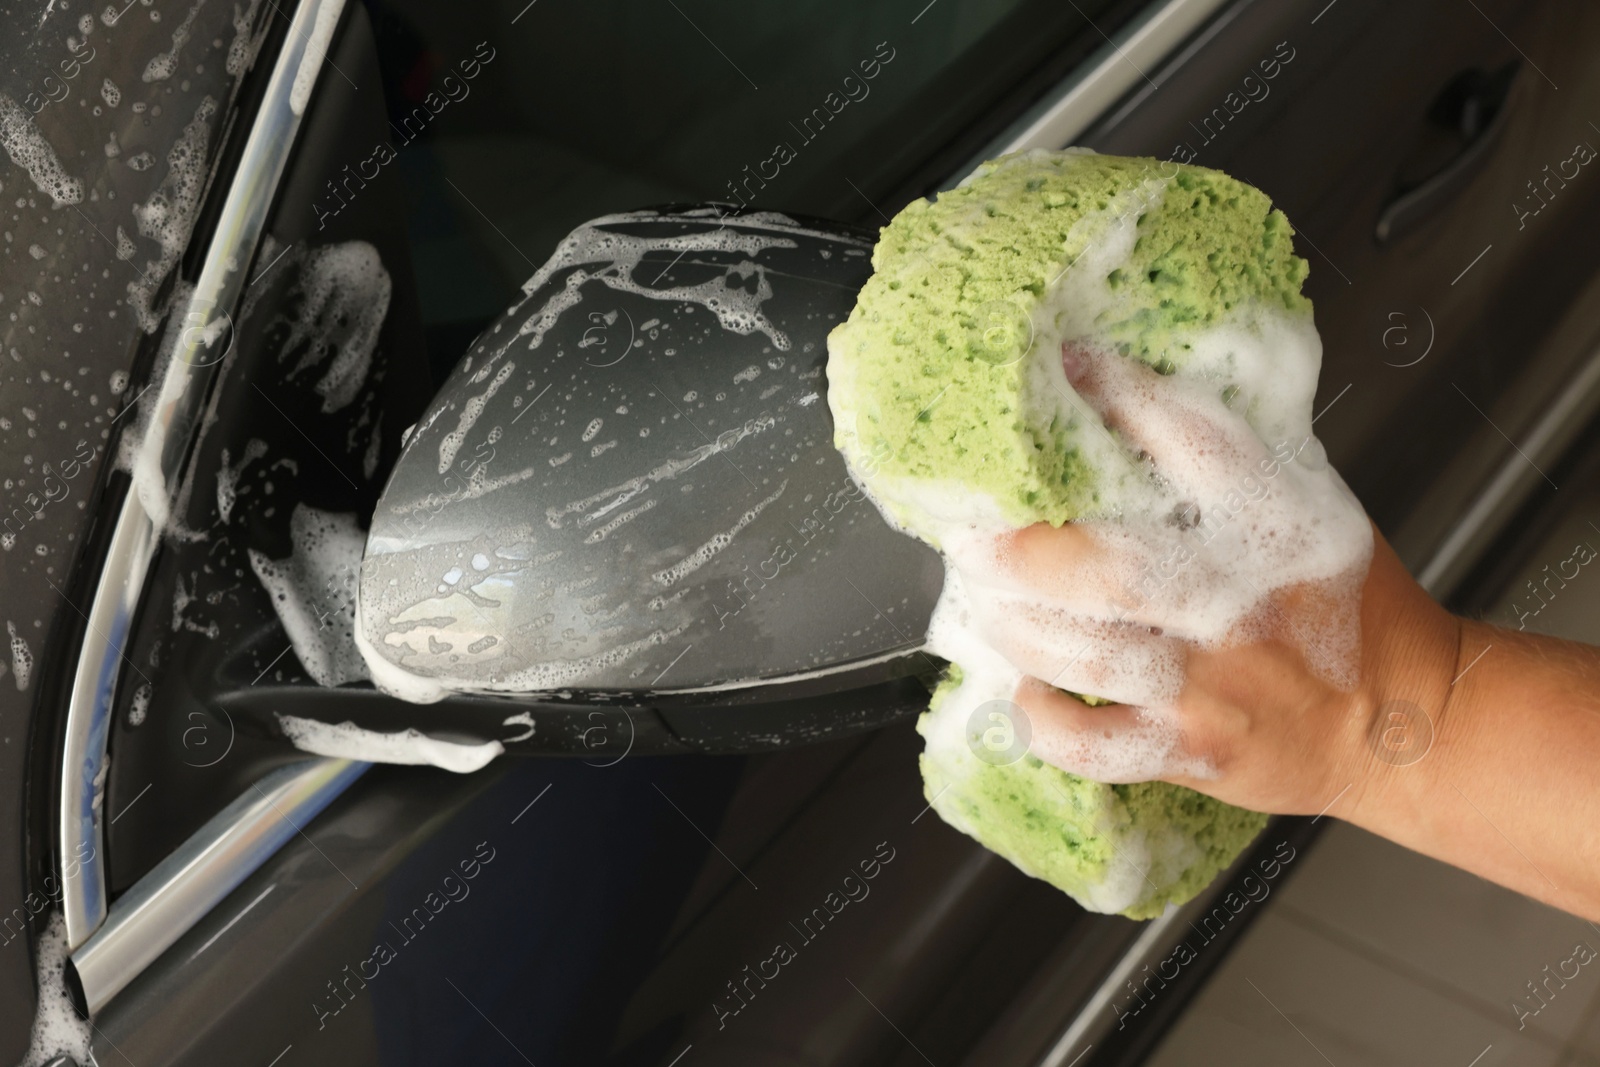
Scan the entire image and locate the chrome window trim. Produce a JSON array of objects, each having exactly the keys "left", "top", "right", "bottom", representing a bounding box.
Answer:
[
  {"left": 950, "top": 0, "right": 1236, "bottom": 180},
  {"left": 70, "top": 759, "right": 369, "bottom": 1015},
  {"left": 58, "top": 0, "right": 350, "bottom": 952},
  {"left": 1414, "top": 341, "right": 1600, "bottom": 596}
]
